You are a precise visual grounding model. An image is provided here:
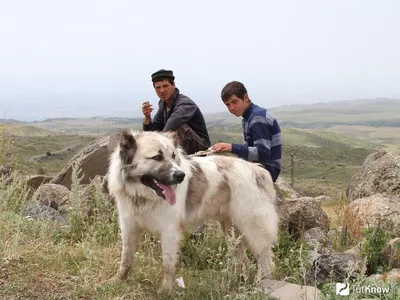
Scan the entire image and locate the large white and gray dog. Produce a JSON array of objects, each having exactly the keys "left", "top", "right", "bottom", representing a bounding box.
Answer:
[{"left": 107, "top": 129, "right": 279, "bottom": 293}]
